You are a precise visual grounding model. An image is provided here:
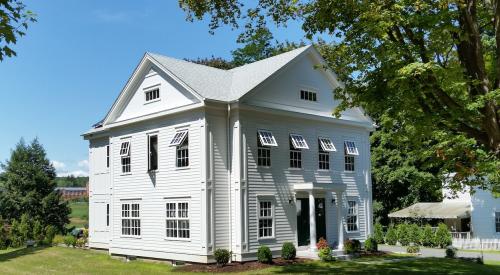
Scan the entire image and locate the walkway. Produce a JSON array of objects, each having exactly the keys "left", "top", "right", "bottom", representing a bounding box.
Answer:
[{"left": 379, "top": 245, "right": 500, "bottom": 262}]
